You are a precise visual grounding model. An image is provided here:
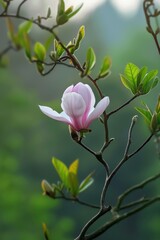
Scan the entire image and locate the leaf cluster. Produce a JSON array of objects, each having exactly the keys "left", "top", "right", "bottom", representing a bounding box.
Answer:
[
  {"left": 120, "top": 63, "right": 159, "bottom": 95},
  {"left": 56, "top": 0, "right": 83, "bottom": 25},
  {"left": 136, "top": 96, "right": 160, "bottom": 133},
  {"left": 42, "top": 158, "right": 94, "bottom": 198}
]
